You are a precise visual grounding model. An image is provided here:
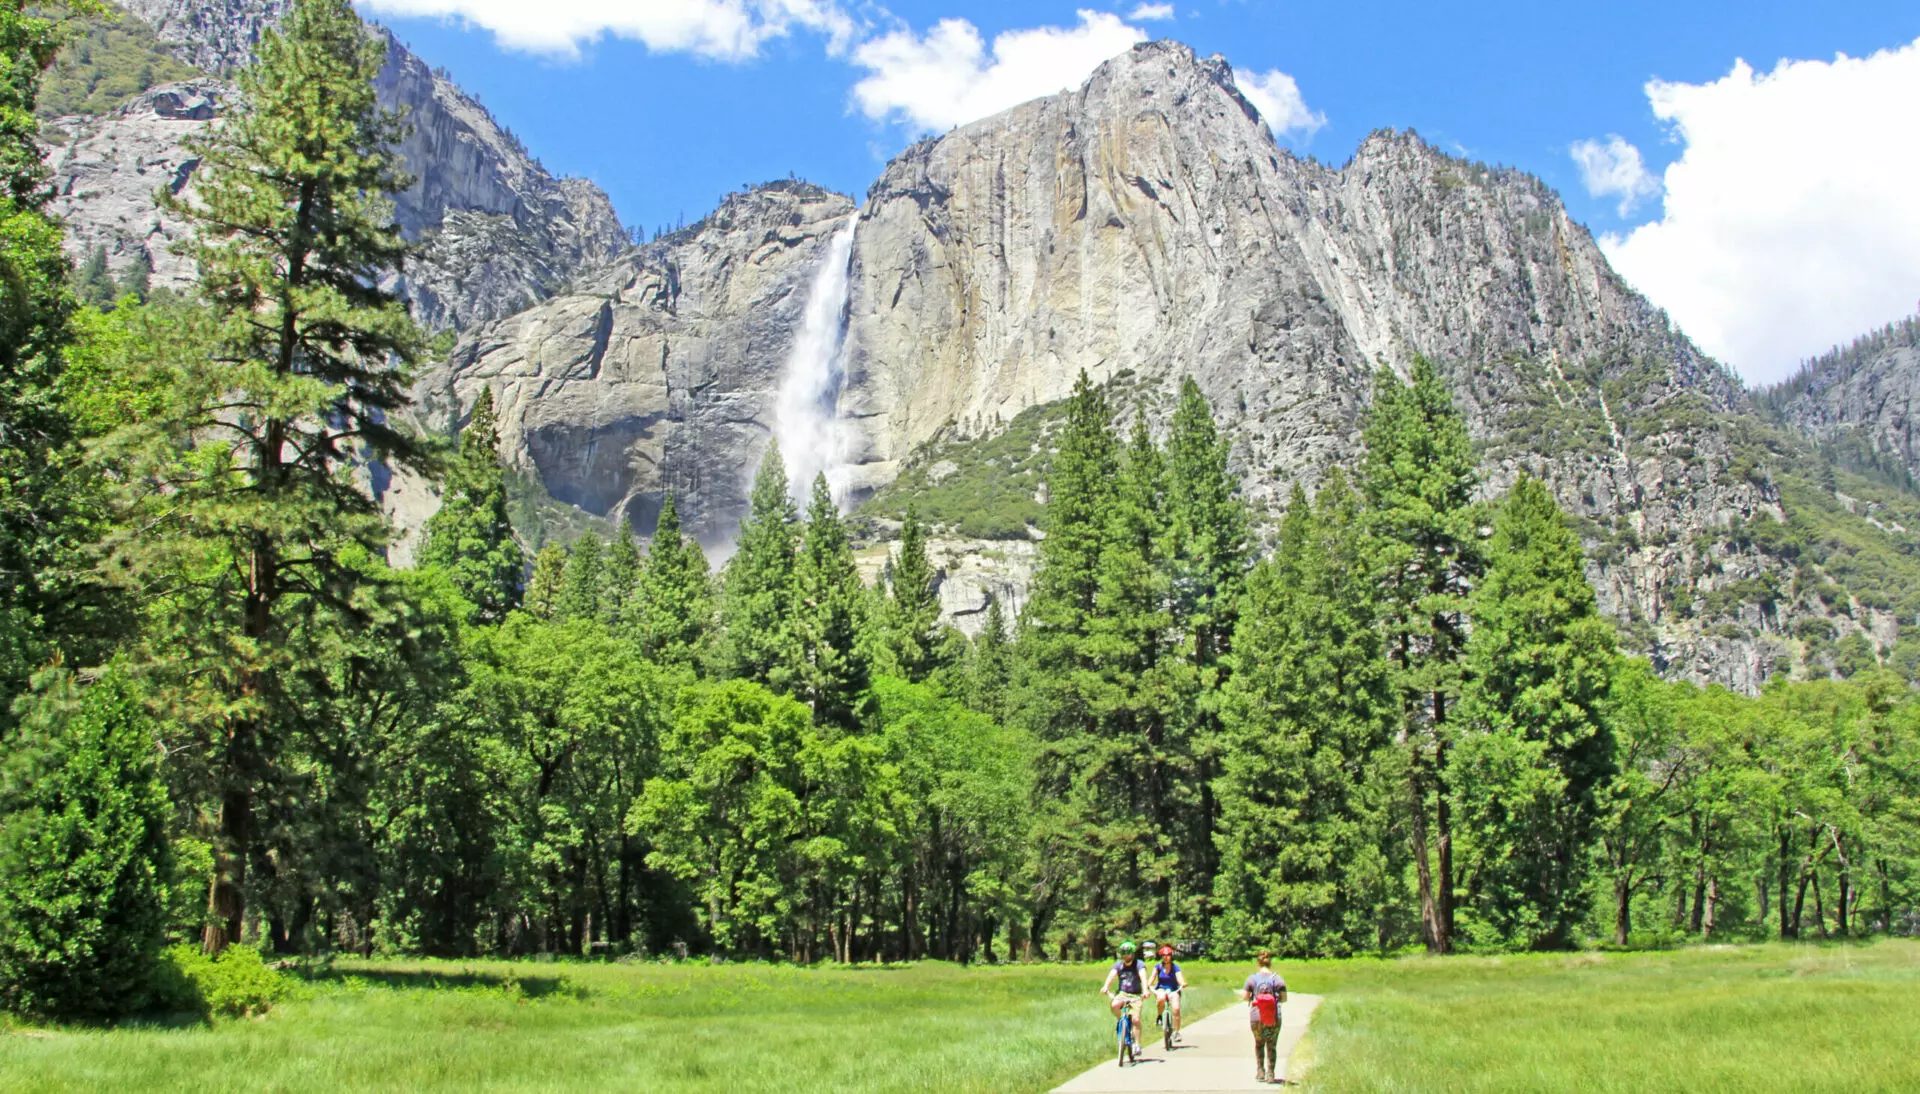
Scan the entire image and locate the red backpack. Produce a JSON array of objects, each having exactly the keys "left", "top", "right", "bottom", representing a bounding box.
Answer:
[{"left": 1252, "top": 972, "right": 1281, "bottom": 1026}]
